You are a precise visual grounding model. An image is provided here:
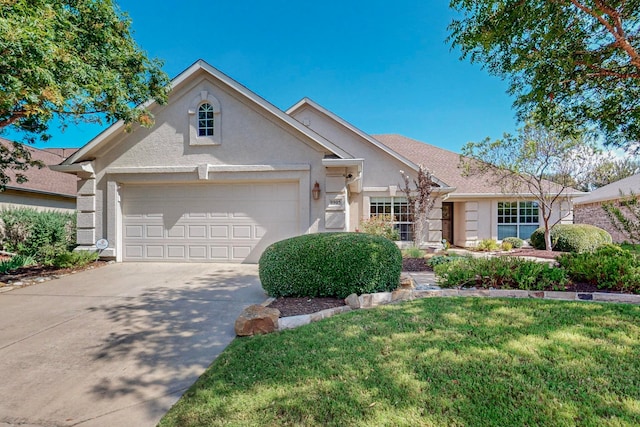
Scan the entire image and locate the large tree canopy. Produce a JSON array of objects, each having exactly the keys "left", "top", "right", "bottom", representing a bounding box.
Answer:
[
  {"left": 449, "top": 0, "right": 640, "bottom": 150},
  {"left": 0, "top": 0, "right": 170, "bottom": 142}
]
